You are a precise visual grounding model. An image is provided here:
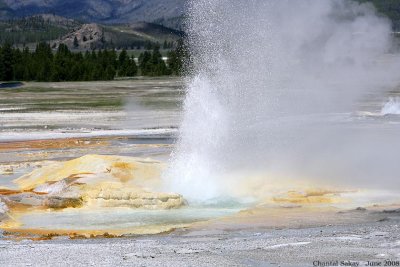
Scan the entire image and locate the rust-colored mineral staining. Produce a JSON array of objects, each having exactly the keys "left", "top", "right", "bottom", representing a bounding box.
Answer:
[{"left": 0, "top": 137, "right": 111, "bottom": 152}]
